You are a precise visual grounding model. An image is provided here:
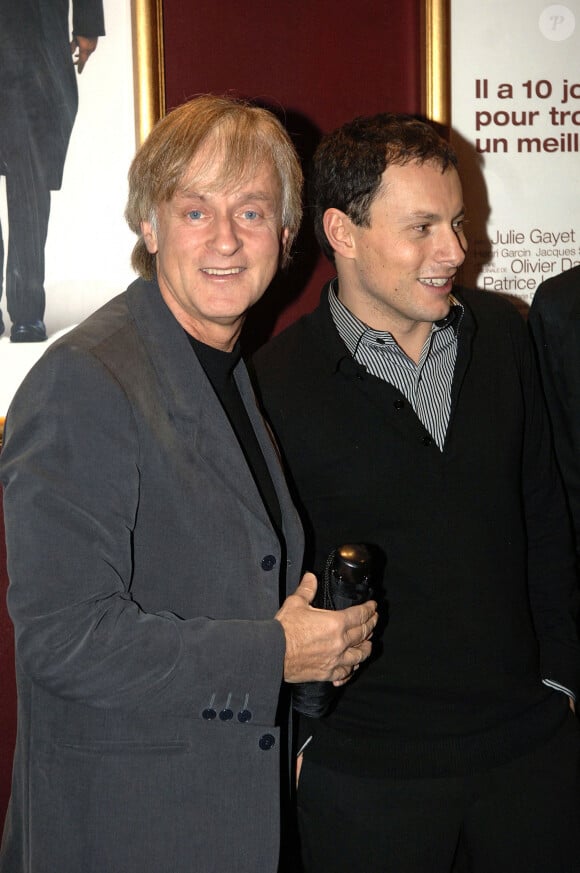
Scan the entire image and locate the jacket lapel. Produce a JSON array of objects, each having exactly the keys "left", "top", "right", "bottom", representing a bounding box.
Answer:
[
  {"left": 236, "top": 362, "right": 303, "bottom": 550},
  {"left": 125, "top": 278, "right": 278, "bottom": 530}
]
